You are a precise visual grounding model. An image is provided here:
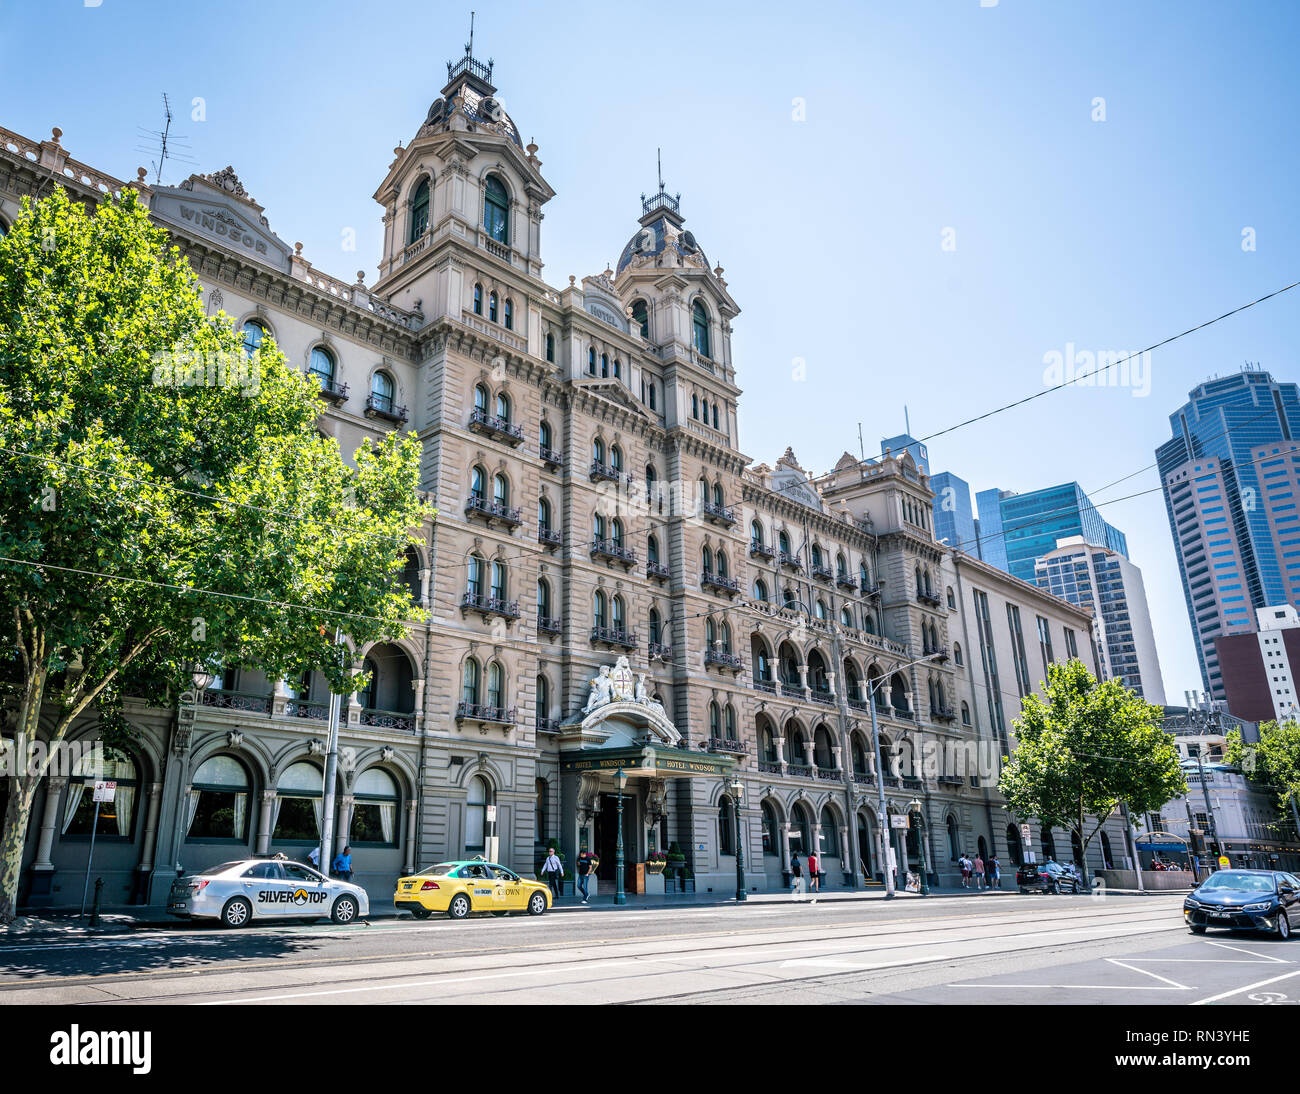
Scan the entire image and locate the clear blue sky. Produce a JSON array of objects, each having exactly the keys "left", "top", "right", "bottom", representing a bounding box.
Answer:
[{"left": 5, "top": 0, "right": 1300, "bottom": 699}]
